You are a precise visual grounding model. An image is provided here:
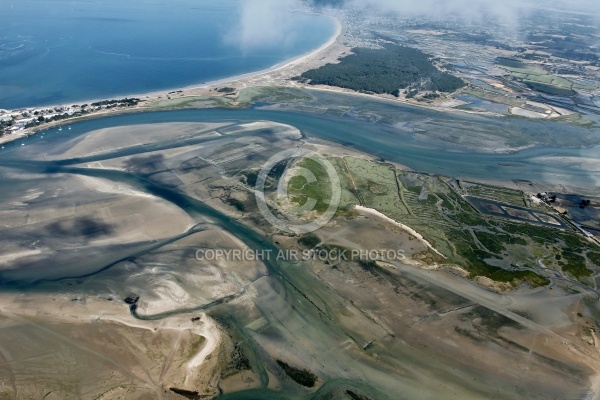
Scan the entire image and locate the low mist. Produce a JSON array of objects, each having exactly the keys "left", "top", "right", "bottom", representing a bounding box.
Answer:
[
  {"left": 225, "top": 0, "right": 299, "bottom": 50},
  {"left": 228, "top": 0, "right": 599, "bottom": 51}
]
